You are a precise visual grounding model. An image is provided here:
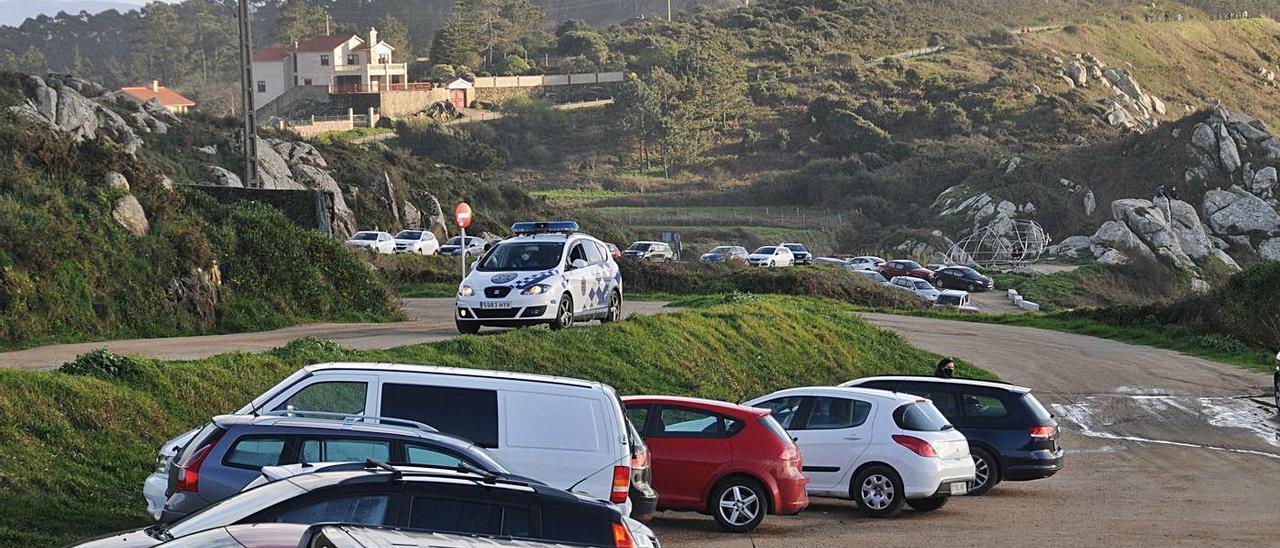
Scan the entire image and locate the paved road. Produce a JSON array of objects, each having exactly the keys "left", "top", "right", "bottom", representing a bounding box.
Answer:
[
  {"left": 654, "top": 313, "right": 1279, "bottom": 547},
  {"left": 0, "top": 298, "right": 671, "bottom": 370}
]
